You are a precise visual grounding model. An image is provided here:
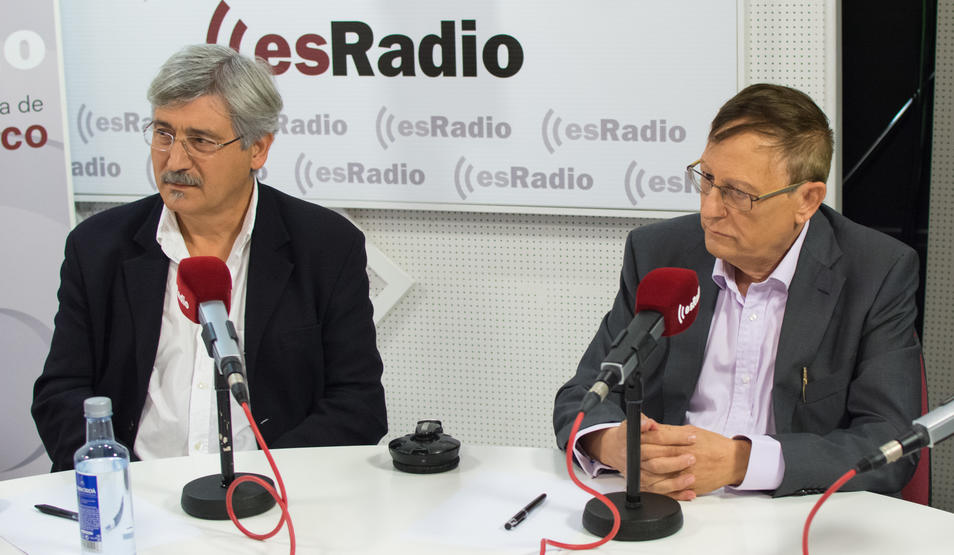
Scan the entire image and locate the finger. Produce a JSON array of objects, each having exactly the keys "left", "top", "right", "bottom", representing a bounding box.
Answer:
[
  {"left": 640, "top": 443, "right": 692, "bottom": 459},
  {"left": 642, "top": 471, "right": 696, "bottom": 495},
  {"left": 639, "top": 414, "right": 658, "bottom": 432},
  {"left": 642, "top": 426, "right": 697, "bottom": 446},
  {"left": 641, "top": 453, "right": 695, "bottom": 474}
]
